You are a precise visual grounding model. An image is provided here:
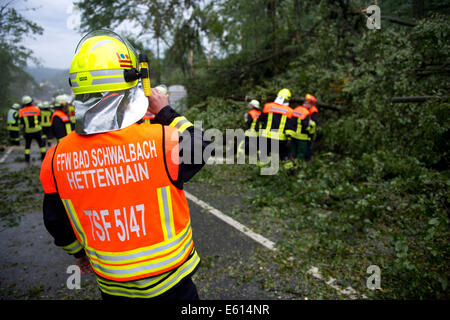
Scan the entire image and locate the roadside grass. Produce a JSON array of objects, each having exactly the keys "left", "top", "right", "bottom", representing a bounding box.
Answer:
[
  {"left": 190, "top": 152, "right": 450, "bottom": 299},
  {"left": 0, "top": 165, "right": 43, "bottom": 227}
]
